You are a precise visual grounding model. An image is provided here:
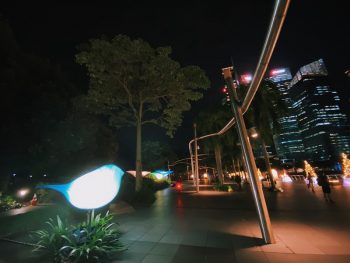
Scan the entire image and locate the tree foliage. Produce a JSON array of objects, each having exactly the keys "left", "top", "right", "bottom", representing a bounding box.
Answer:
[
  {"left": 76, "top": 35, "right": 210, "bottom": 191},
  {"left": 76, "top": 35, "right": 210, "bottom": 136}
]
